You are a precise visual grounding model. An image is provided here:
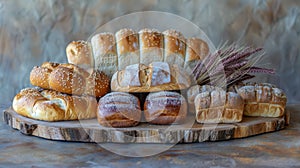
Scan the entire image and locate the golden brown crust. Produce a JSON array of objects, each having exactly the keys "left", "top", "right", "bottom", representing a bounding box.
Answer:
[
  {"left": 116, "top": 28, "right": 140, "bottom": 70},
  {"left": 91, "top": 32, "right": 118, "bottom": 77},
  {"left": 144, "top": 91, "right": 187, "bottom": 125},
  {"left": 194, "top": 89, "right": 244, "bottom": 123},
  {"left": 139, "top": 28, "right": 164, "bottom": 65},
  {"left": 66, "top": 40, "right": 94, "bottom": 69},
  {"left": 184, "top": 37, "right": 209, "bottom": 70},
  {"left": 30, "top": 62, "right": 110, "bottom": 97},
  {"left": 111, "top": 62, "right": 191, "bottom": 92},
  {"left": 163, "top": 29, "right": 186, "bottom": 67},
  {"left": 237, "top": 83, "right": 287, "bottom": 117},
  {"left": 12, "top": 88, "right": 97, "bottom": 121},
  {"left": 97, "top": 92, "right": 141, "bottom": 127}
]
